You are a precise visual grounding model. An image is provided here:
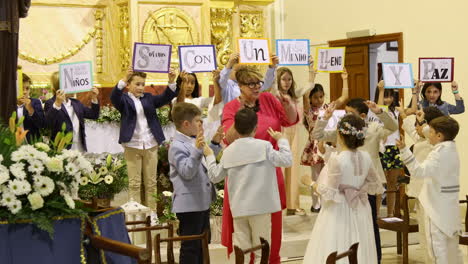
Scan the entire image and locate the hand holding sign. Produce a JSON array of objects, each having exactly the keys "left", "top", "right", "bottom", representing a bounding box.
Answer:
[
  {"left": 168, "top": 68, "right": 177, "bottom": 83},
  {"left": 238, "top": 38, "right": 271, "bottom": 65},
  {"left": 55, "top": 90, "right": 66, "bottom": 107},
  {"left": 382, "top": 63, "right": 414, "bottom": 89},
  {"left": 451, "top": 81, "right": 458, "bottom": 92},
  {"left": 90, "top": 87, "right": 99, "bottom": 101},
  {"left": 226, "top": 53, "right": 239, "bottom": 69},
  {"left": 418, "top": 58, "right": 454, "bottom": 82},
  {"left": 315, "top": 47, "right": 346, "bottom": 72},
  {"left": 270, "top": 54, "right": 279, "bottom": 68}
]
